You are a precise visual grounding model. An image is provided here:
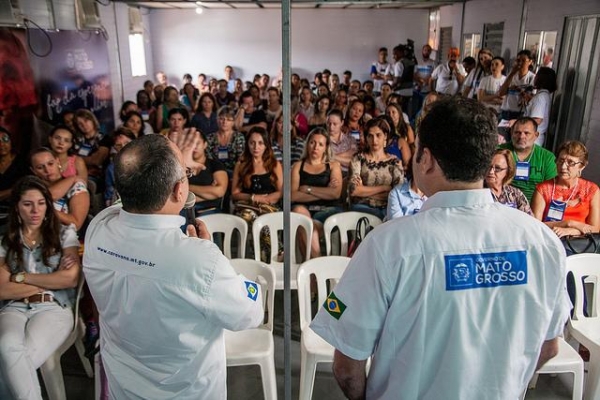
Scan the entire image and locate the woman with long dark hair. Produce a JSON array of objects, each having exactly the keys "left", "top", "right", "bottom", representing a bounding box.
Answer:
[{"left": 0, "top": 176, "right": 80, "bottom": 399}]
